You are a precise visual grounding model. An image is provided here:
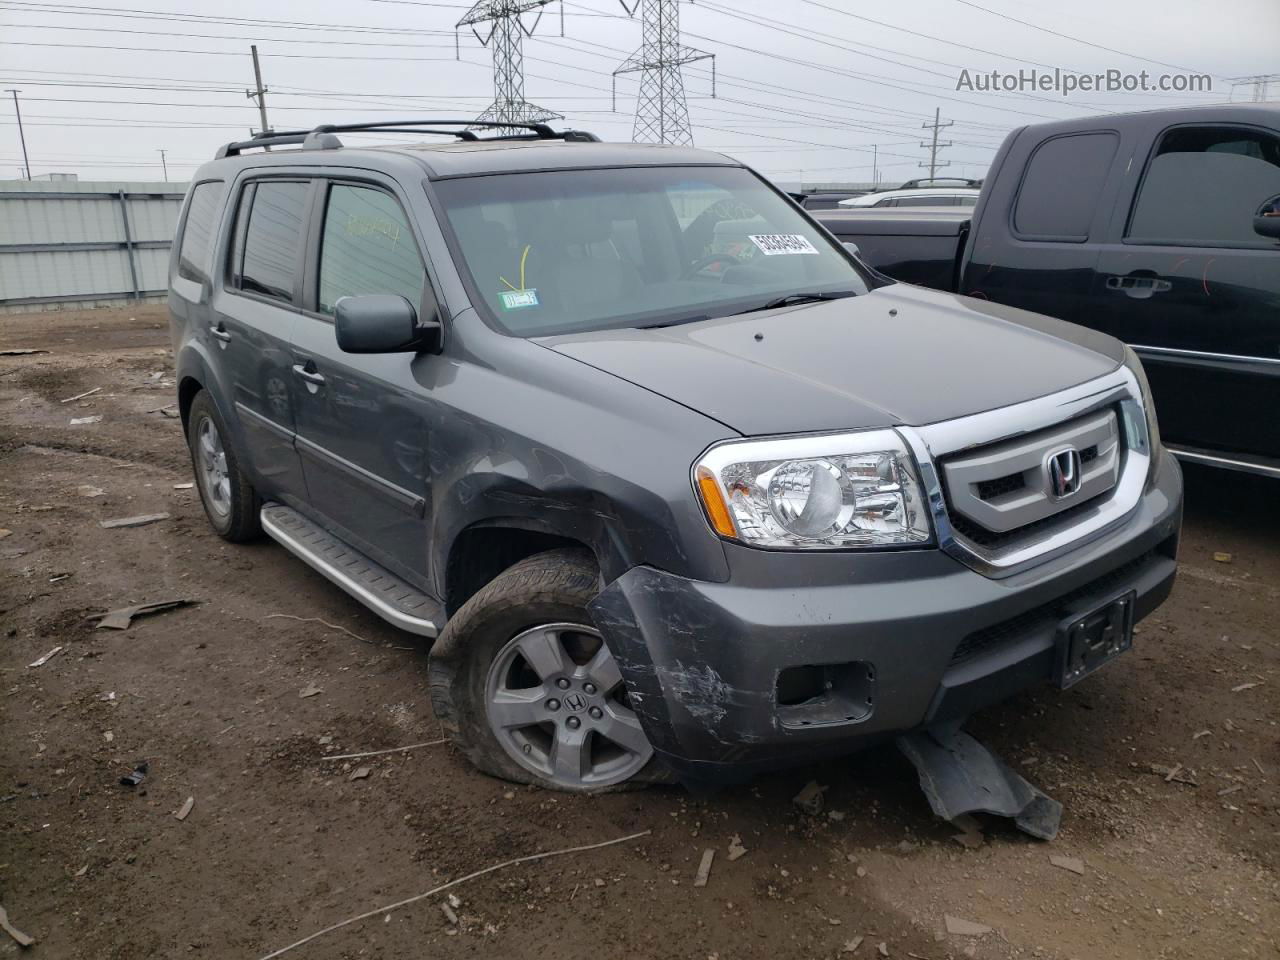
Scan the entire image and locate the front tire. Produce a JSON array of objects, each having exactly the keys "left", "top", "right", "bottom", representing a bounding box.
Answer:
[
  {"left": 428, "top": 549, "right": 660, "bottom": 792},
  {"left": 186, "top": 390, "right": 261, "bottom": 542}
]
